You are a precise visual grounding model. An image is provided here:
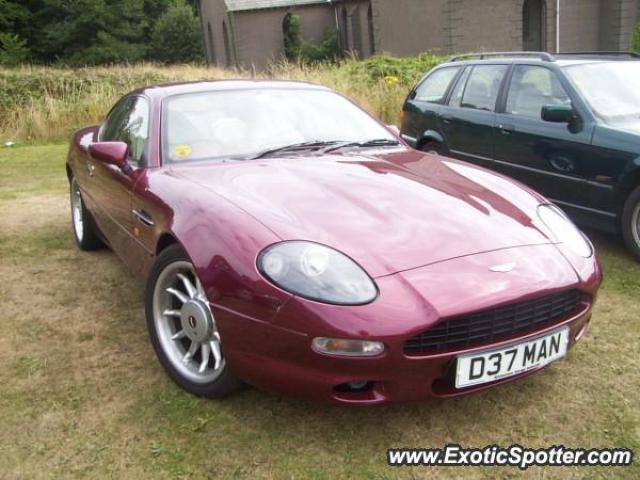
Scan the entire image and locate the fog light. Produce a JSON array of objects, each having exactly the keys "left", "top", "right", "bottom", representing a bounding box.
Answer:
[
  {"left": 335, "top": 381, "right": 374, "bottom": 393},
  {"left": 311, "top": 337, "right": 384, "bottom": 357}
]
